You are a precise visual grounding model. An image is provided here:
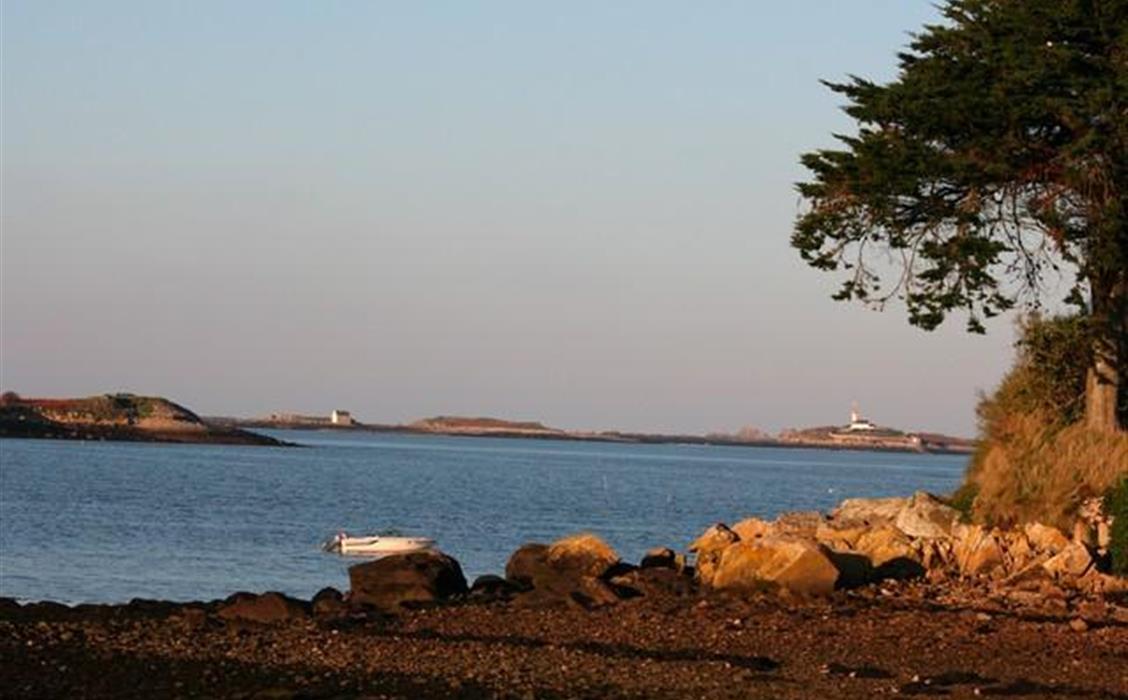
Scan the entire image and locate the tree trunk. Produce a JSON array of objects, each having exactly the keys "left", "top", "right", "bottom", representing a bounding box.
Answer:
[
  {"left": 1084, "top": 357, "right": 1120, "bottom": 432},
  {"left": 1084, "top": 272, "right": 1126, "bottom": 432}
]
